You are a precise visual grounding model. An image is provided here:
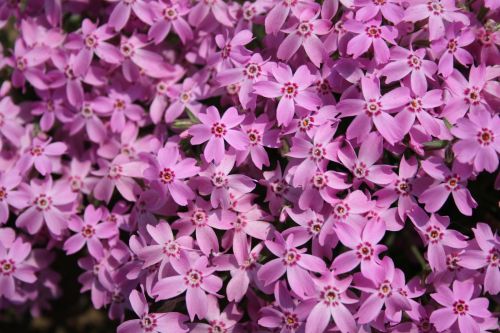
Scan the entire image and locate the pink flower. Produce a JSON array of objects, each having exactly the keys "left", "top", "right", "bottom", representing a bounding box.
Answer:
[
  {"left": 254, "top": 64, "right": 321, "bottom": 126},
  {"left": 305, "top": 272, "right": 357, "bottom": 333},
  {"left": 354, "top": 0, "right": 403, "bottom": 24},
  {"left": 92, "top": 156, "right": 146, "bottom": 203},
  {"left": 432, "top": 25, "right": 474, "bottom": 77},
  {"left": 189, "top": 106, "right": 248, "bottom": 164},
  {"left": 338, "top": 132, "right": 396, "bottom": 187},
  {"left": 410, "top": 211, "right": 468, "bottom": 271},
  {"left": 15, "top": 177, "right": 76, "bottom": 236},
  {"left": 380, "top": 46, "right": 437, "bottom": 95},
  {"left": 137, "top": 221, "right": 193, "bottom": 272},
  {"left": 148, "top": 2, "right": 193, "bottom": 44},
  {"left": 442, "top": 65, "right": 491, "bottom": 123},
  {"left": 152, "top": 255, "right": 223, "bottom": 321},
  {"left": 344, "top": 19, "right": 398, "bottom": 64},
  {"left": 332, "top": 220, "right": 387, "bottom": 276},
  {"left": 187, "top": 0, "right": 233, "bottom": 27},
  {"left": 0, "top": 235, "right": 37, "bottom": 300},
  {"left": 397, "top": 88, "right": 443, "bottom": 137},
  {"left": 144, "top": 145, "right": 199, "bottom": 206},
  {"left": 209, "top": 30, "right": 253, "bottom": 69},
  {"left": 0, "top": 170, "right": 22, "bottom": 224},
  {"left": 430, "top": 279, "right": 492, "bottom": 333},
  {"left": 108, "top": 0, "right": 154, "bottom": 31},
  {"left": 117, "top": 290, "right": 188, "bottom": 333},
  {"left": 0, "top": 96, "right": 24, "bottom": 148},
  {"left": 258, "top": 232, "right": 327, "bottom": 298},
  {"left": 404, "top": 0, "right": 469, "bottom": 41},
  {"left": 355, "top": 257, "right": 412, "bottom": 324},
  {"left": 451, "top": 109, "right": 500, "bottom": 173},
  {"left": 419, "top": 157, "right": 477, "bottom": 216},
  {"left": 264, "top": 0, "right": 319, "bottom": 34},
  {"left": 190, "top": 296, "right": 243, "bottom": 332},
  {"left": 277, "top": 9, "right": 331, "bottom": 67},
  {"left": 460, "top": 223, "right": 500, "bottom": 295},
  {"left": 72, "top": 20, "right": 121, "bottom": 76},
  {"left": 64, "top": 205, "right": 118, "bottom": 258},
  {"left": 17, "top": 138, "right": 67, "bottom": 176},
  {"left": 336, "top": 76, "right": 409, "bottom": 144}
]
